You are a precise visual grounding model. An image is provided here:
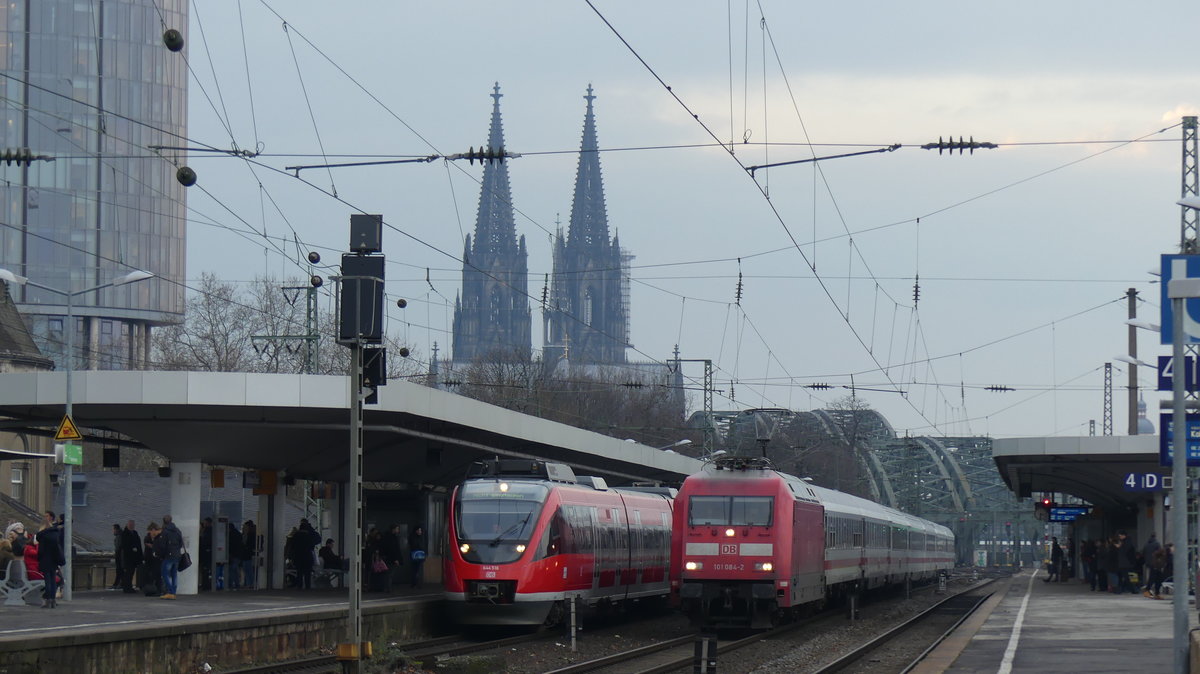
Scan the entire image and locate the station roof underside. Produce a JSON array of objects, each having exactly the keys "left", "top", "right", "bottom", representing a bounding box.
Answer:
[
  {"left": 993, "top": 435, "right": 1160, "bottom": 511},
  {"left": 0, "top": 371, "right": 702, "bottom": 488}
]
